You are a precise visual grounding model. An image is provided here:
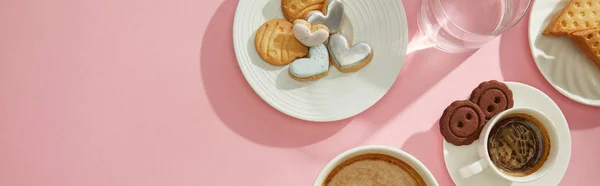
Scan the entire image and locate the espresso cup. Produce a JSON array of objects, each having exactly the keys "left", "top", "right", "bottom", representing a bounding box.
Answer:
[
  {"left": 313, "top": 145, "right": 438, "bottom": 186},
  {"left": 459, "top": 107, "right": 560, "bottom": 182}
]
